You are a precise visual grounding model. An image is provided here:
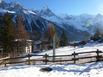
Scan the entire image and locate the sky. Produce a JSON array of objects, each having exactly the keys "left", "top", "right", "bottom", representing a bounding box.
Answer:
[{"left": 4, "top": 0, "right": 103, "bottom": 15}]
